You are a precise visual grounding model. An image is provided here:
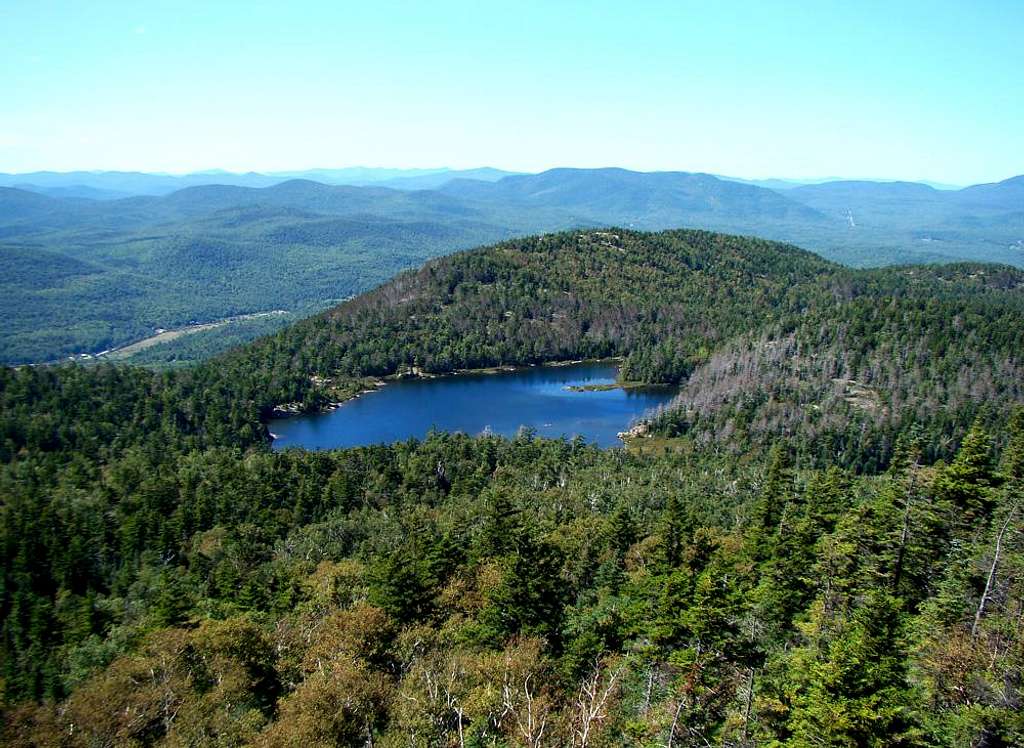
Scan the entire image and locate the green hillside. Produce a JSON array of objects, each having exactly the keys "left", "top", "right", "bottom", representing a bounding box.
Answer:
[
  {"left": 2, "top": 170, "right": 1022, "bottom": 366},
  {"left": 0, "top": 183, "right": 578, "bottom": 364},
  {"left": 2, "top": 229, "right": 1023, "bottom": 745}
]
